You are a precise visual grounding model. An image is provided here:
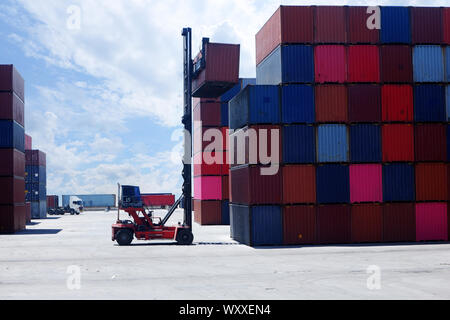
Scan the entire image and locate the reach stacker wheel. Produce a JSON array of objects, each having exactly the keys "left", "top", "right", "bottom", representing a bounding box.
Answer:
[
  {"left": 176, "top": 229, "right": 194, "bottom": 246},
  {"left": 116, "top": 229, "right": 134, "bottom": 246}
]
